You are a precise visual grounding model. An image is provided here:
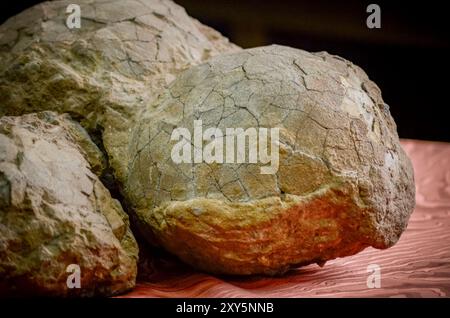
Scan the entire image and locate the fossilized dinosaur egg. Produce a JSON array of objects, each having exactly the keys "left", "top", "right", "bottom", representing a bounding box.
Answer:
[
  {"left": 0, "top": 0, "right": 239, "bottom": 184},
  {"left": 127, "top": 44, "right": 415, "bottom": 275},
  {"left": 0, "top": 112, "right": 138, "bottom": 296}
]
